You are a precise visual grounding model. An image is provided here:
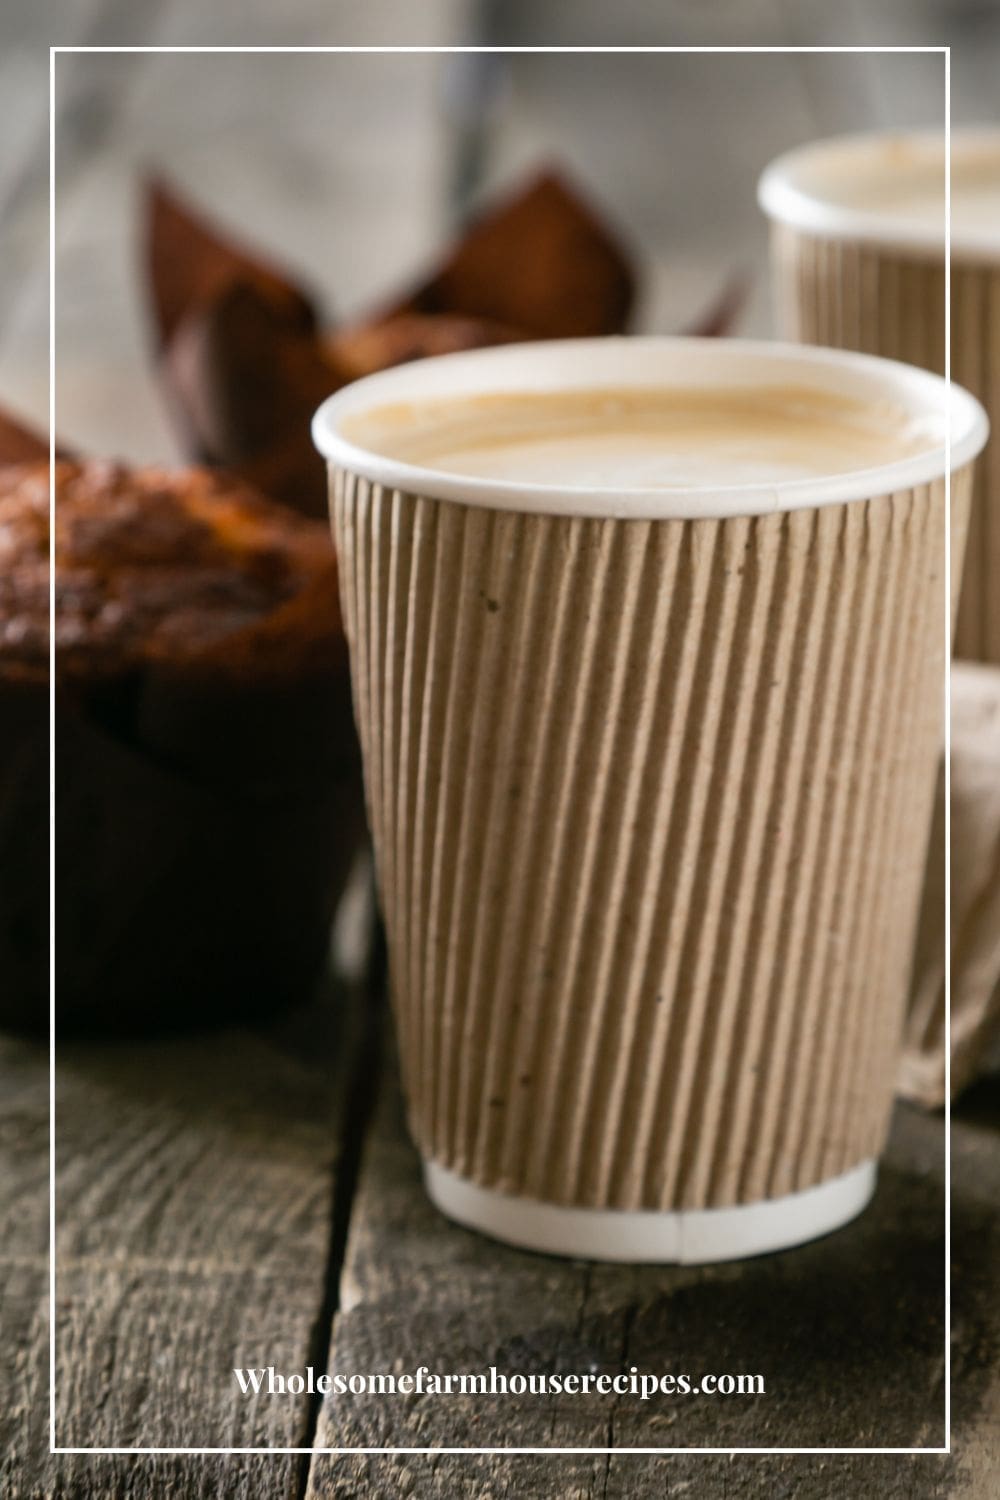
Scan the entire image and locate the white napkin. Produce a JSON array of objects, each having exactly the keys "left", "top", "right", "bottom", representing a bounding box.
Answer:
[{"left": 900, "top": 661, "right": 1000, "bottom": 1108}]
